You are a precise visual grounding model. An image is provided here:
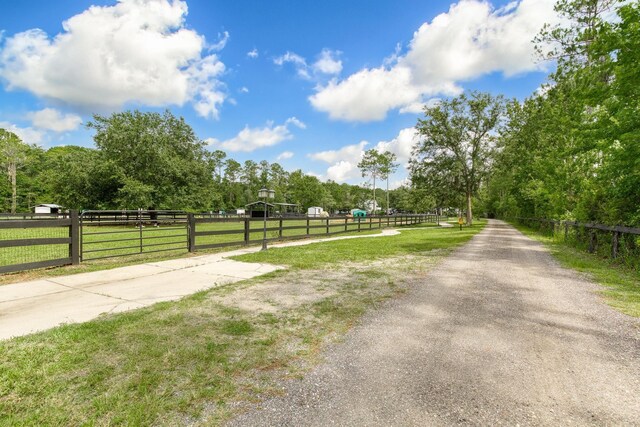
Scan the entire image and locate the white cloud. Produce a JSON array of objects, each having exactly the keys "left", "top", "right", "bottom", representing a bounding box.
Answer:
[
  {"left": 401, "top": 0, "right": 554, "bottom": 84},
  {"left": 274, "top": 51, "right": 310, "bottom": 79},
  {"left": 27, "top": 108, "right": 82, "bottom": 132},
  {"left": 285, "top": 116, "right": 306, "bottom": 129},
  {"left": 0, "top": 0, "right": 227, "bottom": 118},
  {"left": 310, "top": 0, "right": 557, "bottom": 122},
  {"left": 398, "top": 97, "right": 440, "bottom": 114},
  {"left": 275, "top": 48, "right": 343, "bottom": 80},
  {"left": 247, "top": 48, "right": 258, "bottom": 58},
  {"left": 0, "top": 121, "right": 45, "bottom": 145},
  {"left": 312, "top": 49, "right": 342, "bottom": 75},
  {"left": 309, "top": 127, "right": 420, "bottom": 184},
  {"left": 211, "top": 117, "right": 305, "bottom": 152},
  {"left": 209, "top": 31, "right": 229, "bottom": 51},
  {"left": 306, "top": 171, "right": 324, "bottom": 180},
  {"left": 309, "top": 141, "right": 368, "bottom": 164},
  {"left": 276, "top": 151, "right": 294, "bottom": 161},
  {"left": 239, "top": 86, "right": 249, "bottom": 93},
  {"left": 326, "top": 160, "right": 360, "bottom": 182},
  {"left": 374, "top": 127, "right": 420, "bottom": 164},
  {"left": 309, "top": 66, "right": 445, "bottom": 122},
  {"left": 390, "top": 178, "right": 410, "bottom": 190}
]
